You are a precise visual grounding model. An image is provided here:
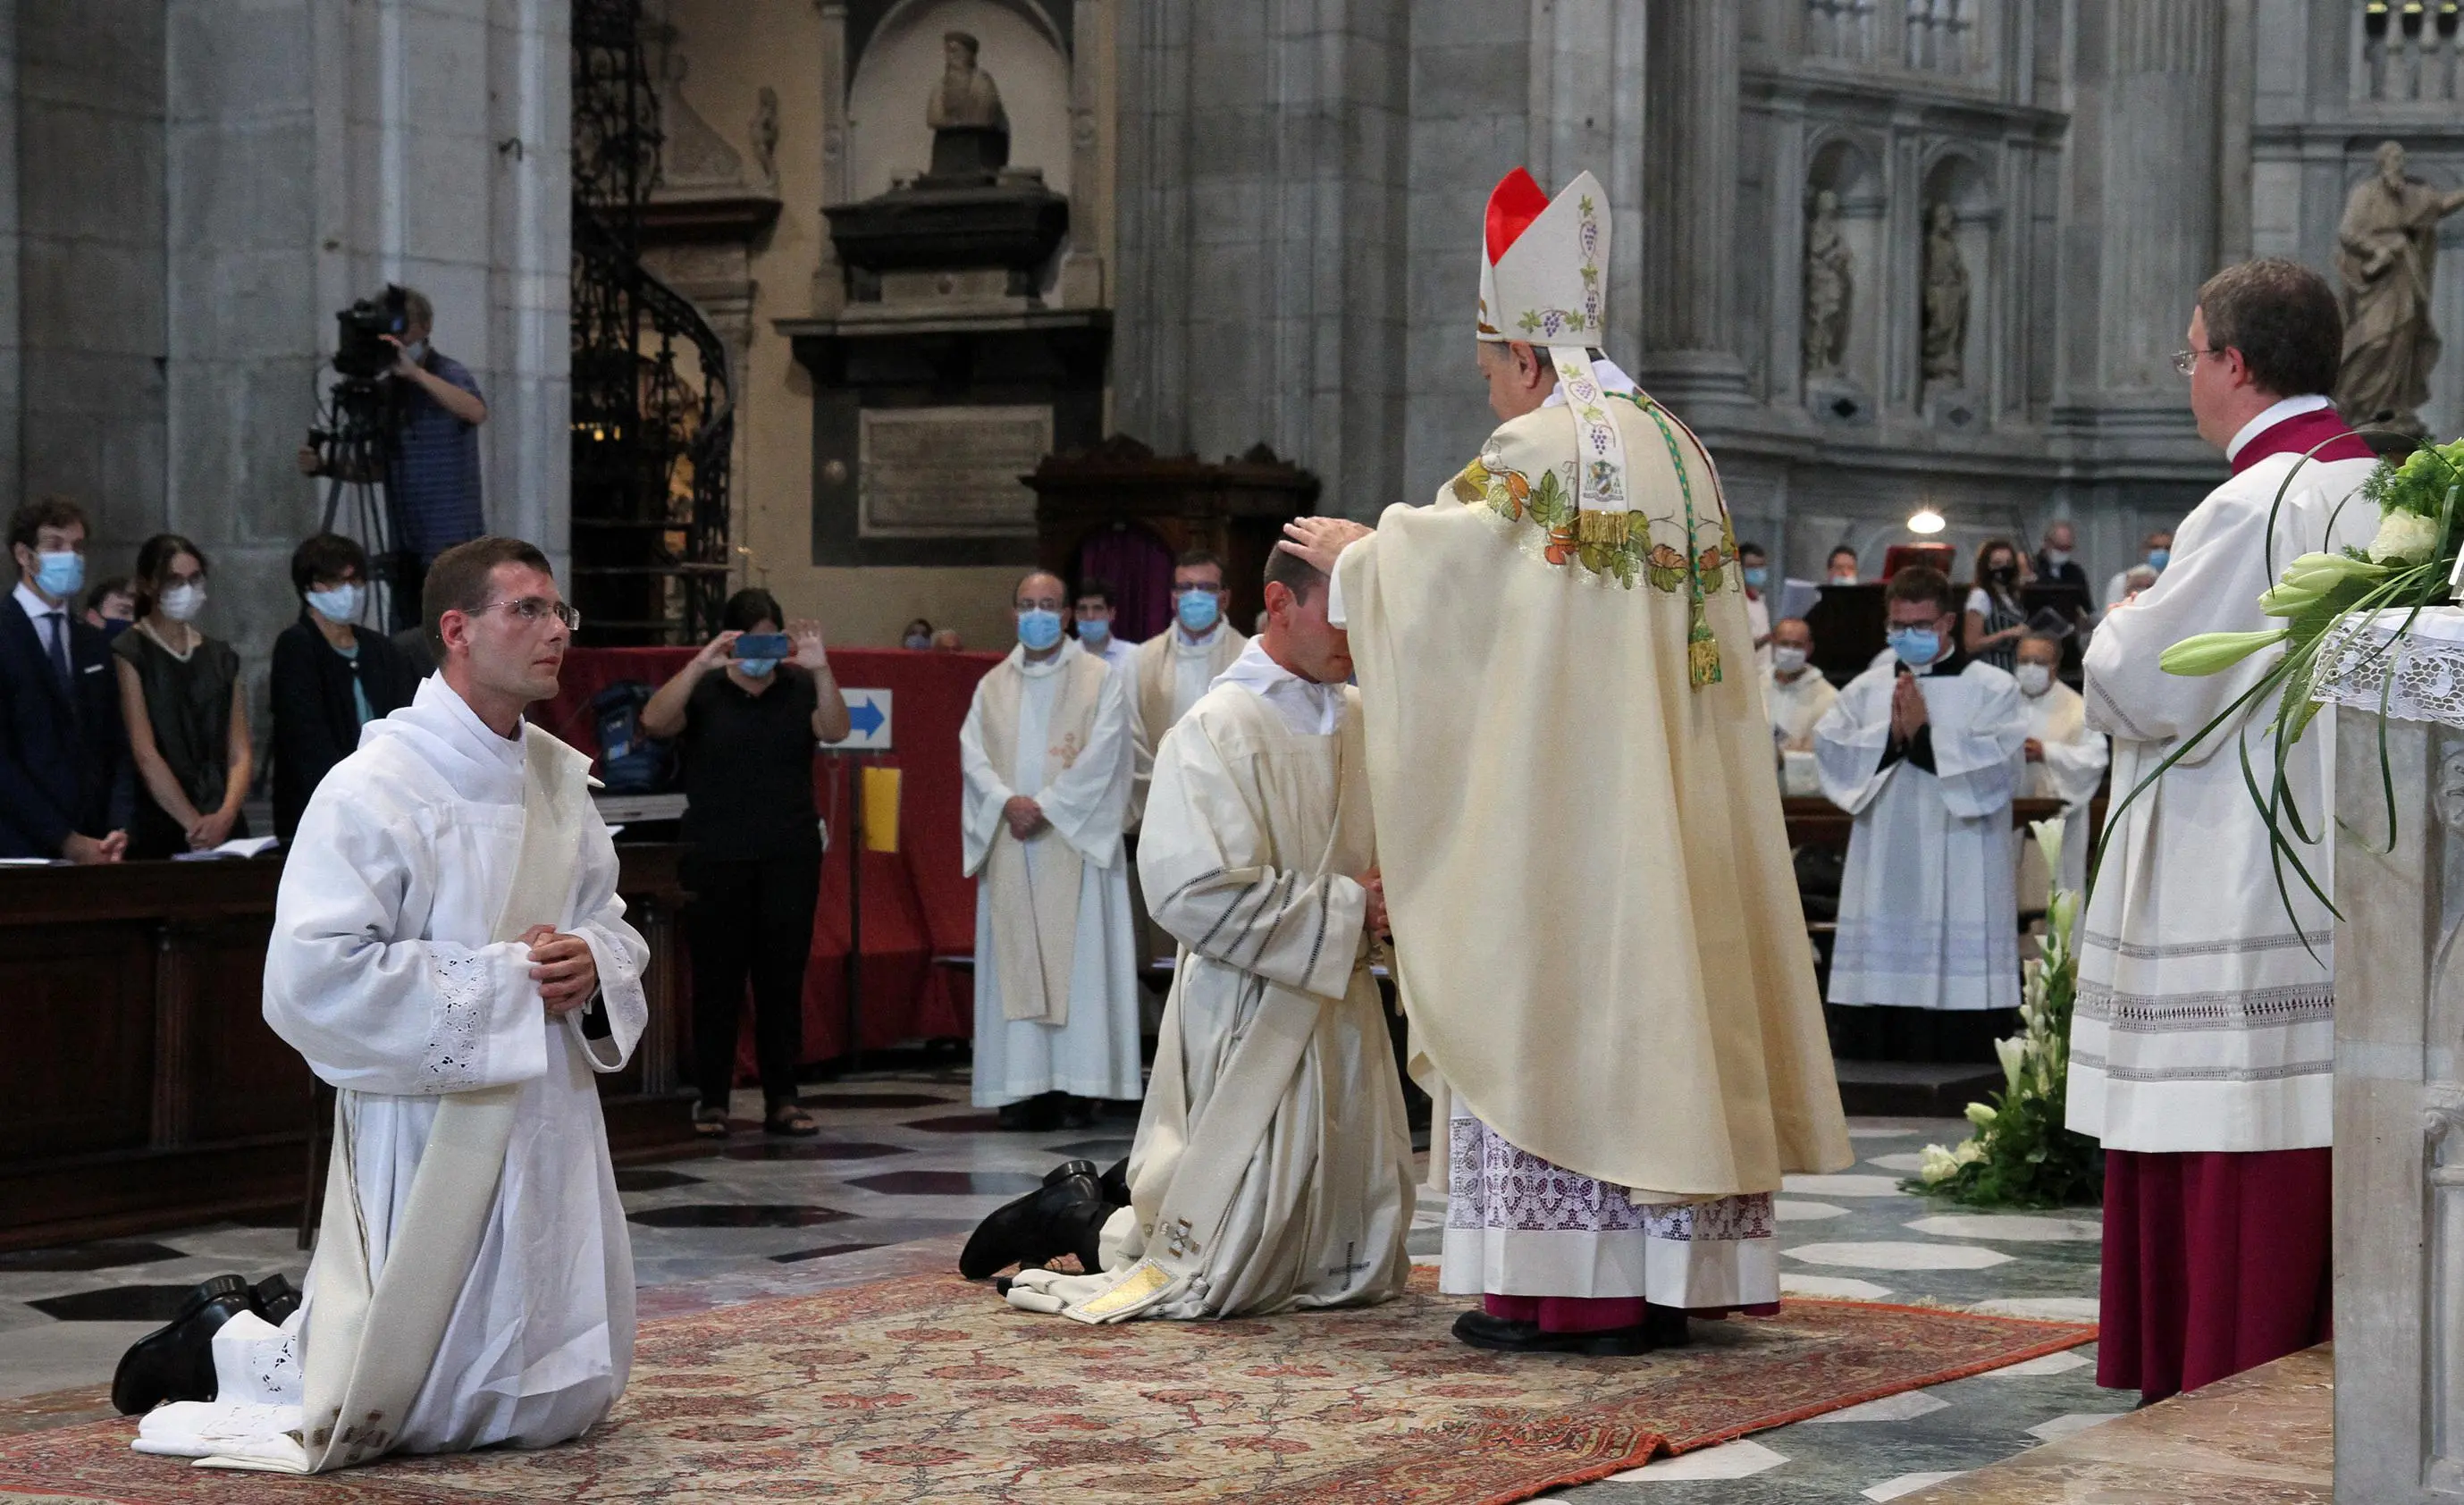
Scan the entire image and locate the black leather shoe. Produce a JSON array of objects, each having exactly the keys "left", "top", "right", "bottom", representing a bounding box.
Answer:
[
  {"left": 1450, "top": 1308, "right": 1656, "bottom": 1357},
  {"left": 251, "top": 1274, "right": 301, "bottom": 1326},
  {"left": 959, "top": 1162, "right": 1104, "bottom": 1280},
  {"left": 1644, "top": 1304, "right": 1691, "bottom": 1349},
  {"left": 1097, "top": 1157, "right": 1131, "bottom": 1207},
  {"left": 112, "top": 1275, "right": 256, "bottom": 1415}
]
